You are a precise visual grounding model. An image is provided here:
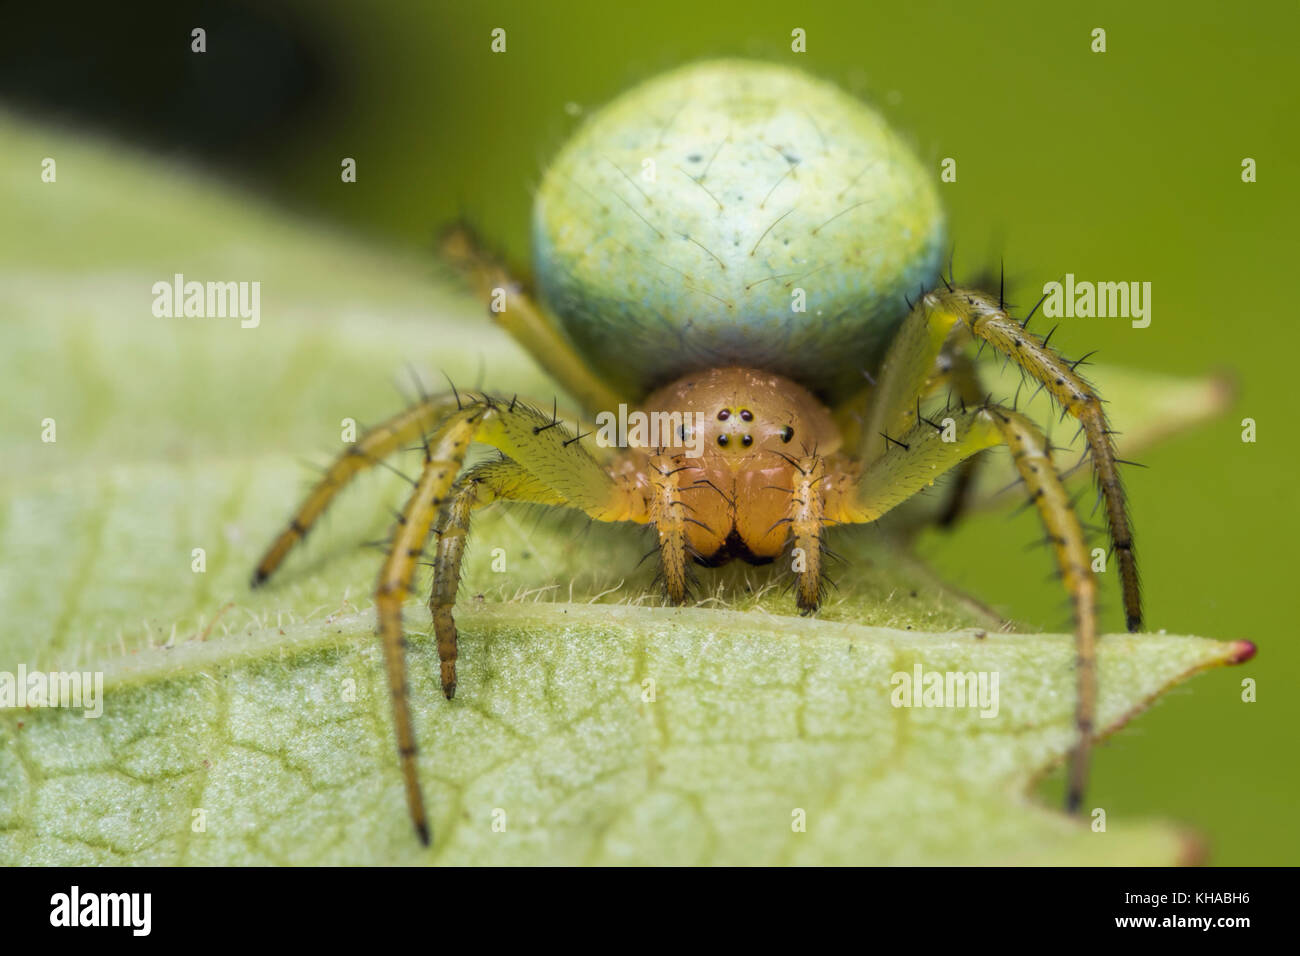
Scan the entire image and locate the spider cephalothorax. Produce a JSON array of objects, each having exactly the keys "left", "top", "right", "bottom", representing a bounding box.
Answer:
[
  {"left": 629, "top": 366, "right": 840, "bottom": 570},
  {"left": 251, "top": 60, "right": 1140, "bottom": 846}
]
